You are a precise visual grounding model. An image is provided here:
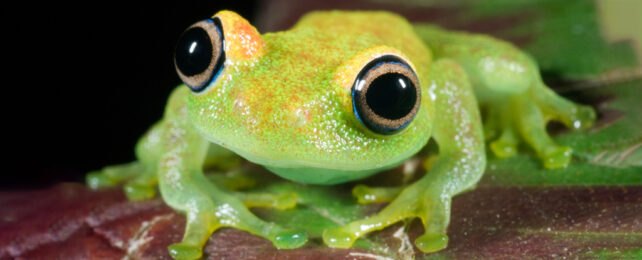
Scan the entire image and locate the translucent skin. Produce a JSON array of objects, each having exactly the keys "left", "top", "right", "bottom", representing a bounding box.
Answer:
[{"left": 86, "top": 10, "right": 595, "bottom": 260}]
